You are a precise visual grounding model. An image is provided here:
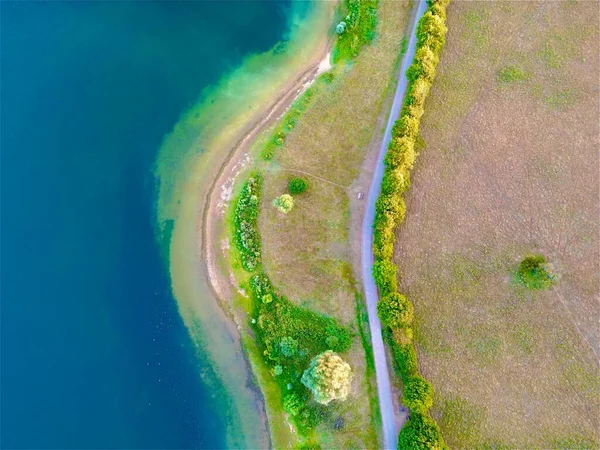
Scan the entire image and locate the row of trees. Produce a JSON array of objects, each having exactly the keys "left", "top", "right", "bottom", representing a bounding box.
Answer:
[{"left": 372, "top": 0, "right": 451, "bottom": 448}]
